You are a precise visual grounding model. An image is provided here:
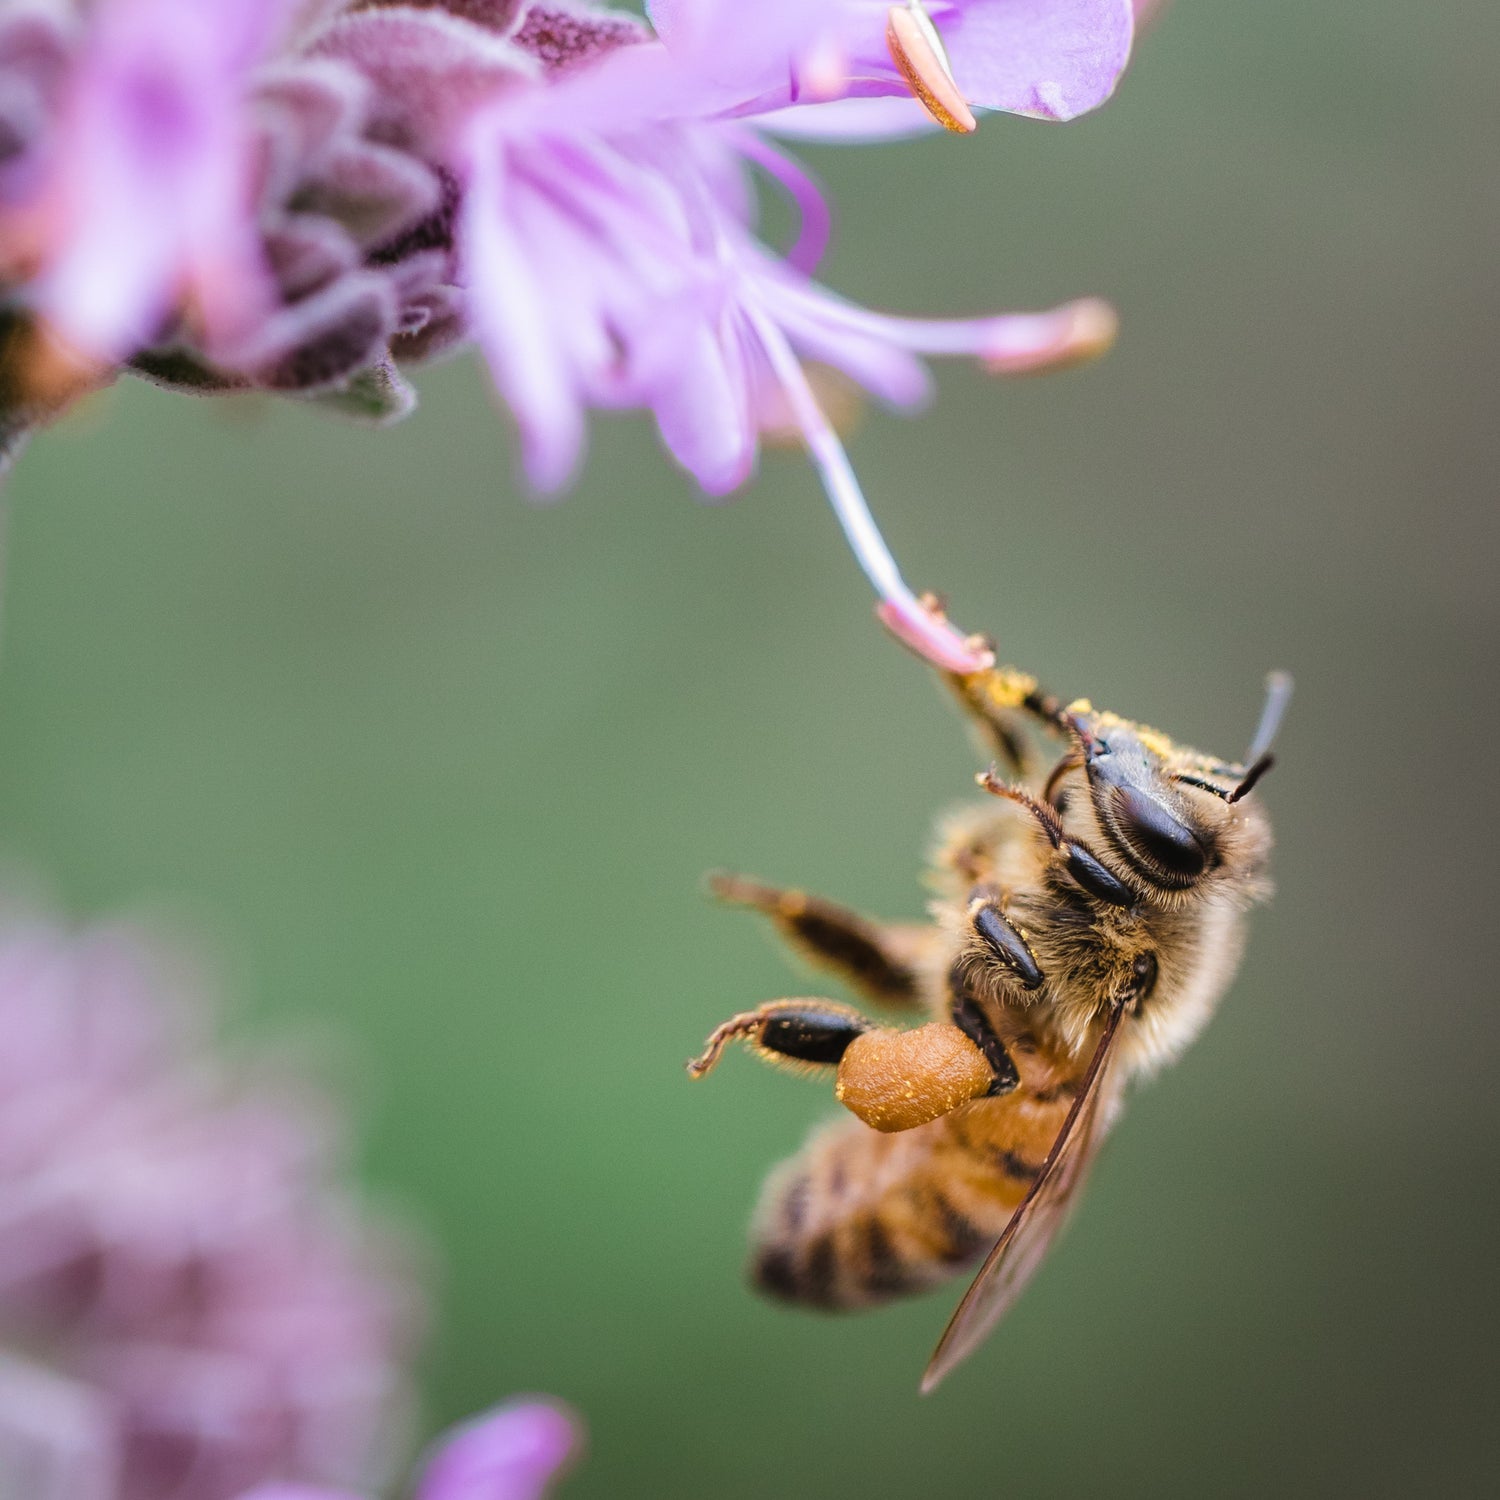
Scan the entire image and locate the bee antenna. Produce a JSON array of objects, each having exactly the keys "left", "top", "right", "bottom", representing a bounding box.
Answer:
[
  {"left": 977, "top": 767, "right": 1064, "bottom": 847},
  {"left": 1226, "top": 752, "right": 1274, "bottom": 804},
  {"left": 1244, "top": 671, "right": 1294, "bottom": 766}
]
